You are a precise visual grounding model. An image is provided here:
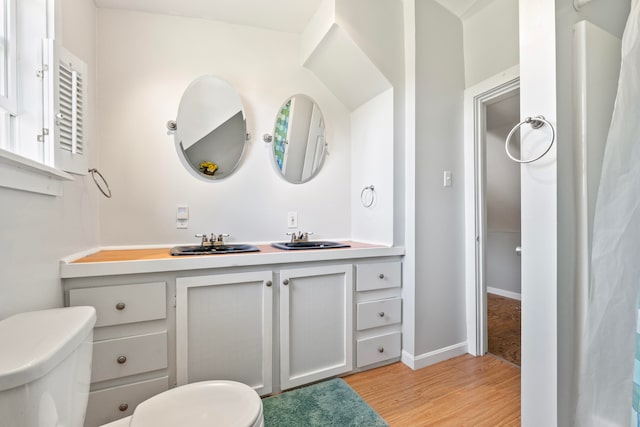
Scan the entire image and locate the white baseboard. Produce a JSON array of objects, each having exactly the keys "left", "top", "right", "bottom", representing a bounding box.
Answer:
[
  {"left": 487, "top": 286, "right": 521, "bottom": 301},
  {"left": 401, "top": 341, "right": 468, "bottom": 370}
]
